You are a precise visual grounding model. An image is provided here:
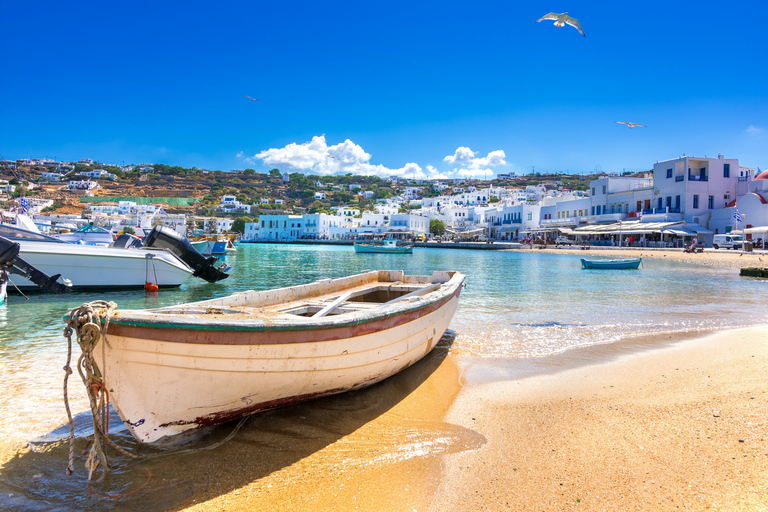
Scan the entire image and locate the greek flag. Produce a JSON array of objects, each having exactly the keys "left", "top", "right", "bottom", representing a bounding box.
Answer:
[
  {"left": 734, "top": 209, "right": 742, "bottom": 223},
  {"left": 19, "top": 196, "right": 29, "bottom": 214}
]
